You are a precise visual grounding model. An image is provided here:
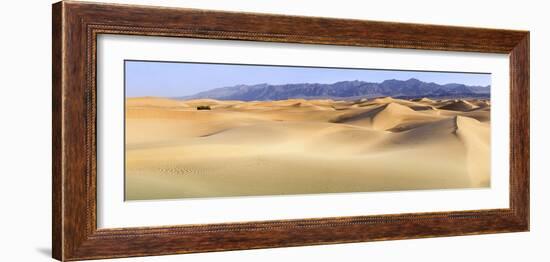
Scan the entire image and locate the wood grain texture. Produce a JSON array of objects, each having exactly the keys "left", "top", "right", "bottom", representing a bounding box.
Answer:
[
  {"left": 52, "top": 1, "right": 530, "bottom": 261},
  {"left": 509, "top": 35, "right": 530, "bottom": 226},
  {"left": 52, "top": 2, "right": 63, "bottom": 260}
]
